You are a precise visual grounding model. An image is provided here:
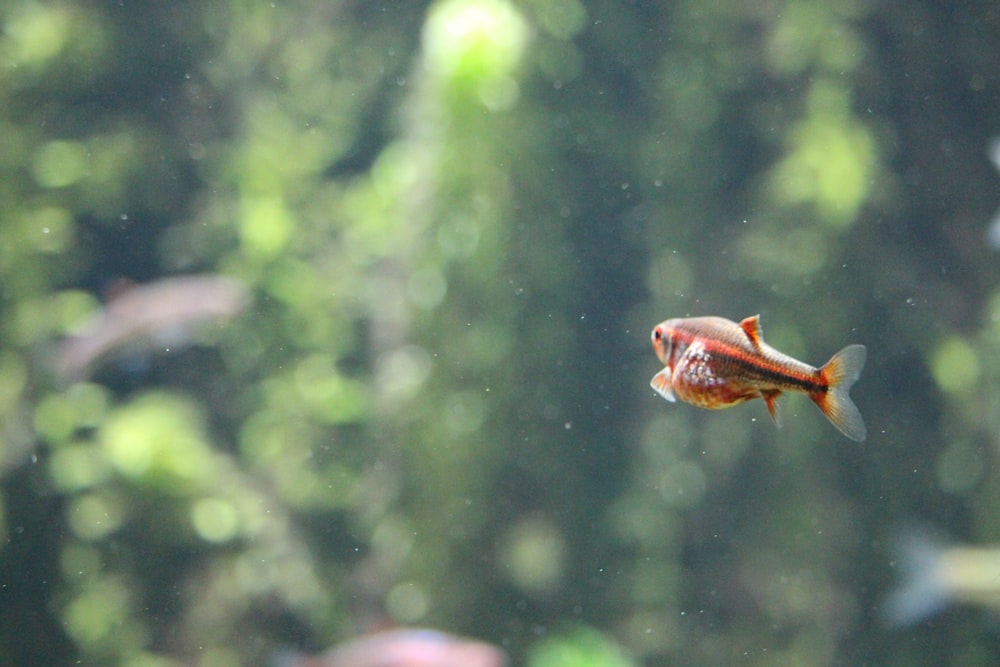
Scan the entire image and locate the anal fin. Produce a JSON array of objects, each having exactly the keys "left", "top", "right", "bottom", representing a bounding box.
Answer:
[{"left": 762, "top": 389, "right": 782, "bottom": 427}]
